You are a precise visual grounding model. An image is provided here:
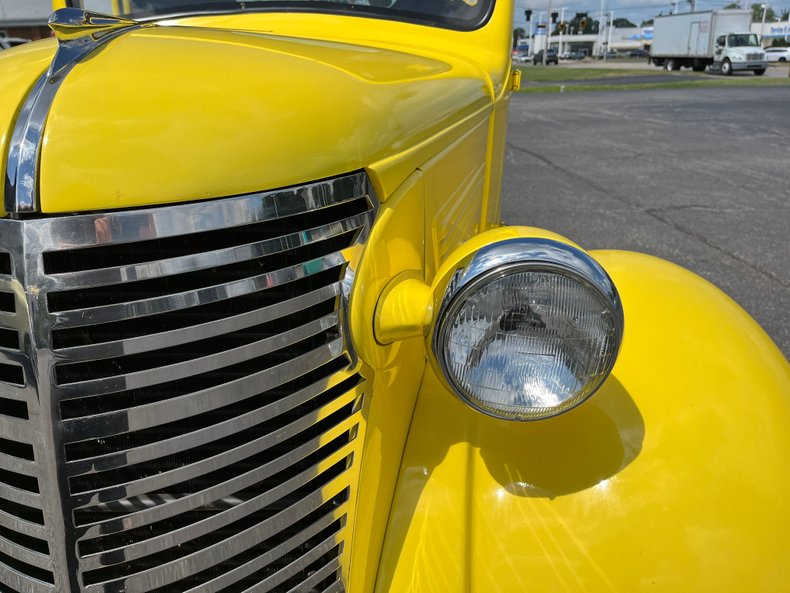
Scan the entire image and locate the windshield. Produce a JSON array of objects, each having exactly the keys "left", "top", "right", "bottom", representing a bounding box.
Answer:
[
  {"left": 727, "top": 34, "right": 760, "bottom": 47},
  {"left": 67, "top": 0, "right": 493, "bottom": 29}
]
